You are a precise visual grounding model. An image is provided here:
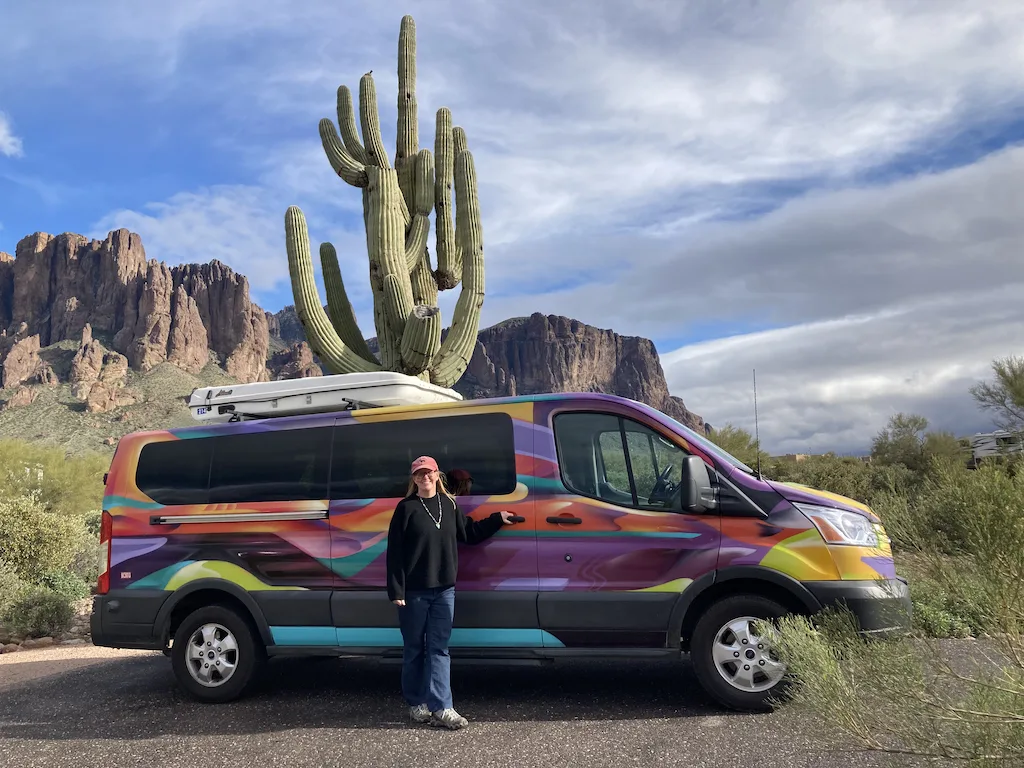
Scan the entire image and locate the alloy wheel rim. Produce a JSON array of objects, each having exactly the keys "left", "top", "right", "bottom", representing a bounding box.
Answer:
[{"left": 711, "top": 615, "right": 786, "bottom": 693}]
